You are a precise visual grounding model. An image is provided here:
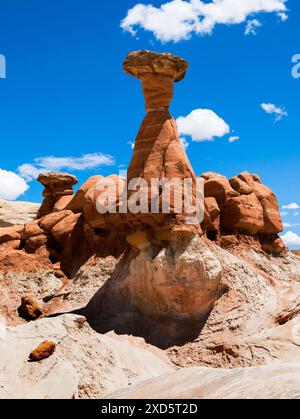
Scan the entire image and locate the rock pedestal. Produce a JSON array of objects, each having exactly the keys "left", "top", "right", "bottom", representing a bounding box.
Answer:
[
  {"left": 123, "top": 51, "right": 200, "bottom": 235},
  {"left": 37, "top": 172, "right": 78, "bottom": 218}
]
